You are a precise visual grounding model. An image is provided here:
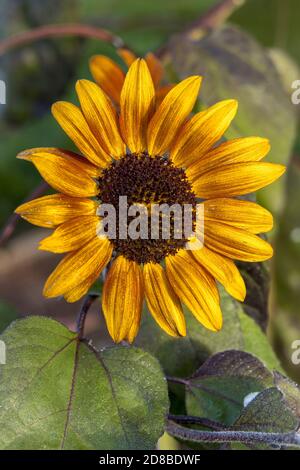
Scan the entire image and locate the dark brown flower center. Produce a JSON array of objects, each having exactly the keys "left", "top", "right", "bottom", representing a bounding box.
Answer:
[{"left": 97, "top": 153, "right": 196, "bottom": 264}]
